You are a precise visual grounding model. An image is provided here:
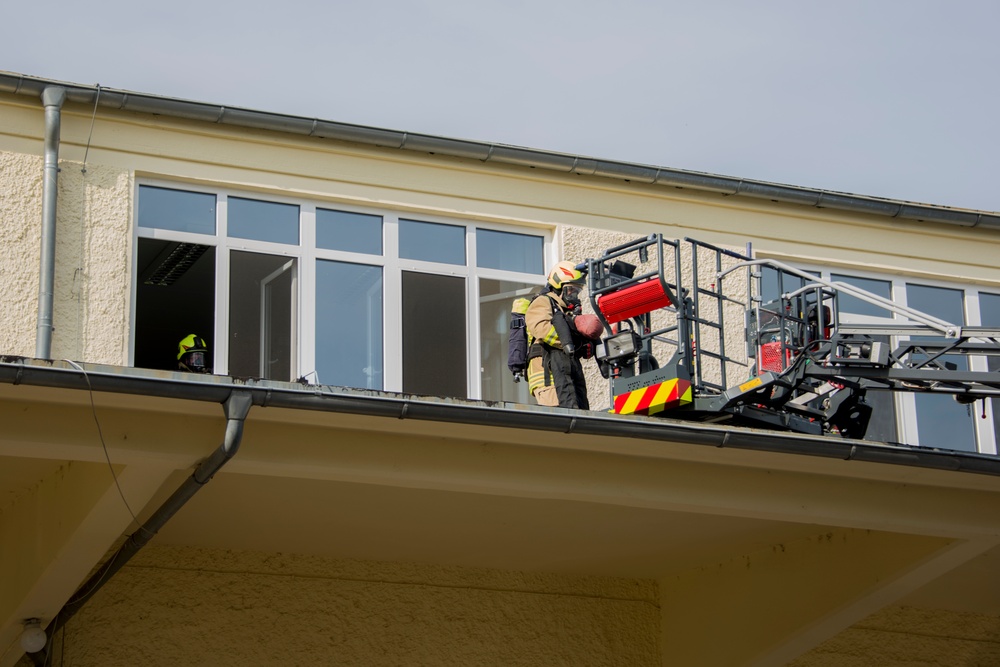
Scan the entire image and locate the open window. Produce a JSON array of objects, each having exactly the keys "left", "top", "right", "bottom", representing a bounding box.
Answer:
[
  {"left": 228, "top": 251, "right": 297, "bottom": 380},
  {"left": 134, "top": 239, "right": 216, "bottom": 372}
]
